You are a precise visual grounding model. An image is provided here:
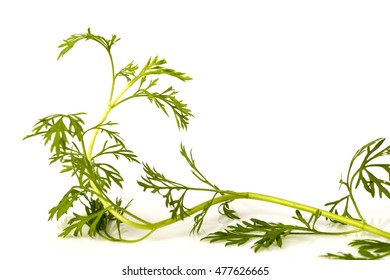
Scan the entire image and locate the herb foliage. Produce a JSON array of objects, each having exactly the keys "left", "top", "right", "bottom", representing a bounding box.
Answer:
[{"left": 25, "top": 29, "right": 390, "bottom": 259}]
